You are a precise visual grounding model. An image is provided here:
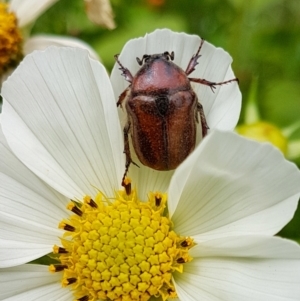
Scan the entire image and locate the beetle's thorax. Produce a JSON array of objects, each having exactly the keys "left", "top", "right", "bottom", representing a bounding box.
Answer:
[{"left": 131, "top": 56, "right": 191, "bottom": 95}]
